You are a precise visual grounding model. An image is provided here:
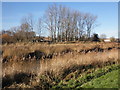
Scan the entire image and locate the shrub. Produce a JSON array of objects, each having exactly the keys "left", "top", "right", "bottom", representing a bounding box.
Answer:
[{"left": 92, "top": 34, "right": 100, "bottom": 42}]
